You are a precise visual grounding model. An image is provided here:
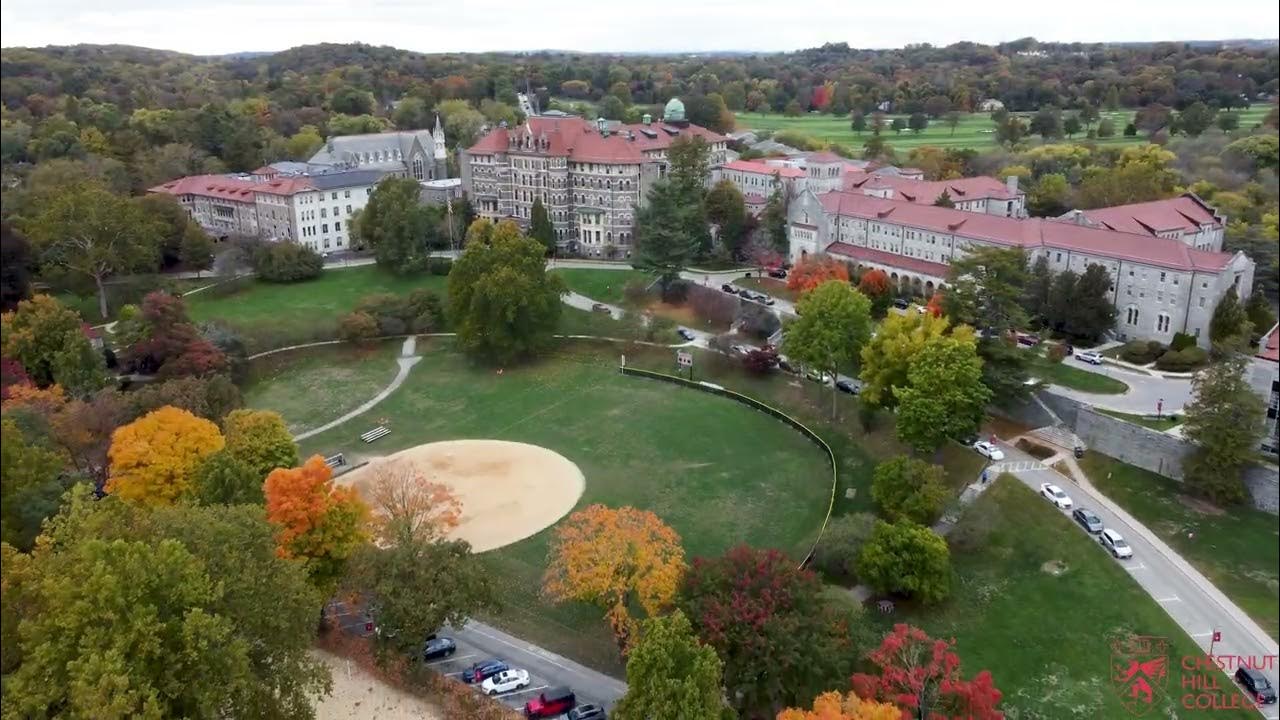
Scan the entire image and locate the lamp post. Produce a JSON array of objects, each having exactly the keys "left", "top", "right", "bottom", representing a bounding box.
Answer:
[{"left": 1157, "top": 398, "right": 1164, "bottom": 421}]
